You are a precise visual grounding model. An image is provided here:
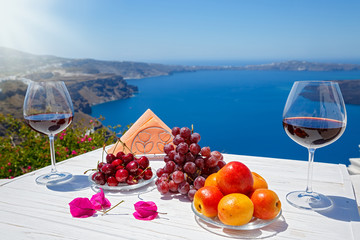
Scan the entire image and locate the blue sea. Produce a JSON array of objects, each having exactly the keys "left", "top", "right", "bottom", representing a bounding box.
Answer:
[{"left": 92, "top": 70, "right": 360, "bottom": 166}]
